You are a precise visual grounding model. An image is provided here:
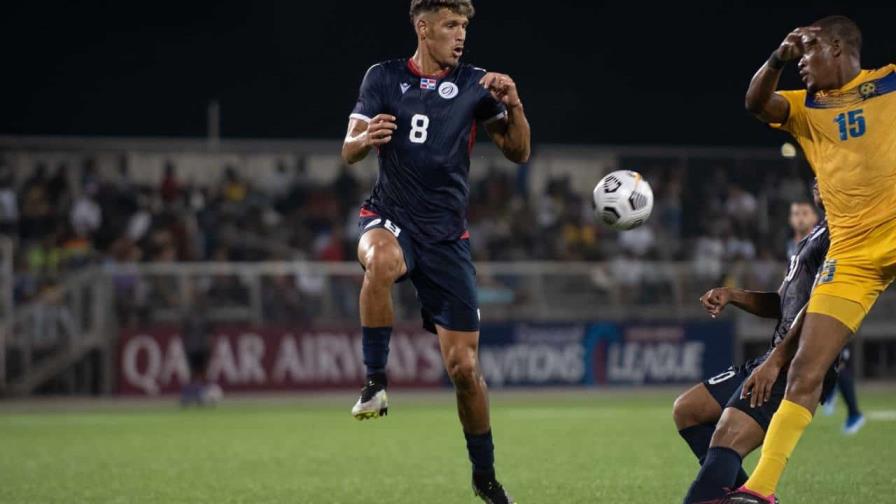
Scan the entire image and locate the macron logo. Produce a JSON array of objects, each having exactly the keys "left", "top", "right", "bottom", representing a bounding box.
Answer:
[{"left": 400, "top": 82, "right": 411, "bottom": 94}]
